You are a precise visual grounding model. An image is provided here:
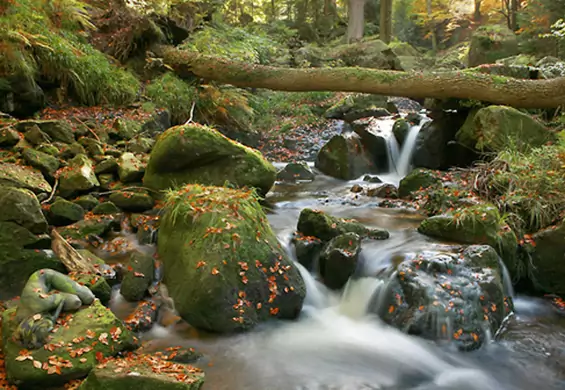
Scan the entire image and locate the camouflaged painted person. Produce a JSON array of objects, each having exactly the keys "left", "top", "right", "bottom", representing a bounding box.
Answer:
[{"left": 14, "top": 269, "right": 95, "bottom": 349}]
